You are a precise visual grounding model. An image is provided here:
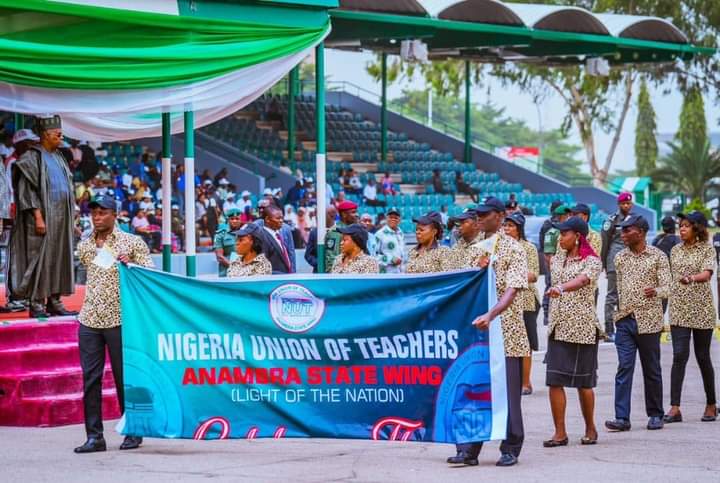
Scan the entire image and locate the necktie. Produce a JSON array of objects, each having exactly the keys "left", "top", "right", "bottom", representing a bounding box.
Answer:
[{"left": 276, "top": 232, "right": 291, "bottom": 270}]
